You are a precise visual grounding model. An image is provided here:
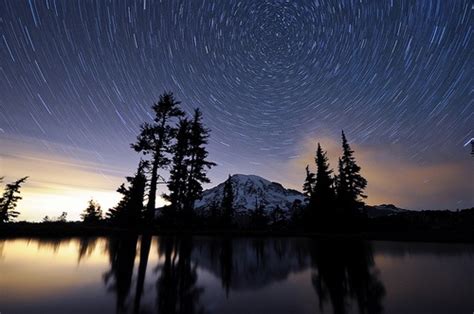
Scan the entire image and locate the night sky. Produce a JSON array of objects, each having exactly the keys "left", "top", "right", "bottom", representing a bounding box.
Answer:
[{"left": 1, "top": 0, "right": 472, "bottom": 221}]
